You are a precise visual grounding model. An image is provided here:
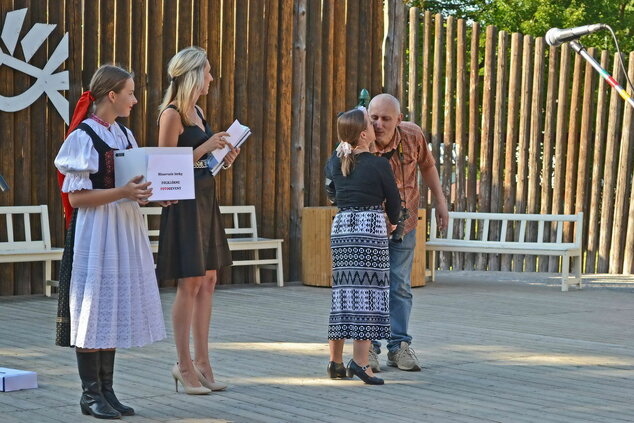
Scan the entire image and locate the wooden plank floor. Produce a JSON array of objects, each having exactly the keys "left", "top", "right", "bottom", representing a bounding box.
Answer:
[{"left": 1, "top": 271, "right": 634, "bottom": 423}]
